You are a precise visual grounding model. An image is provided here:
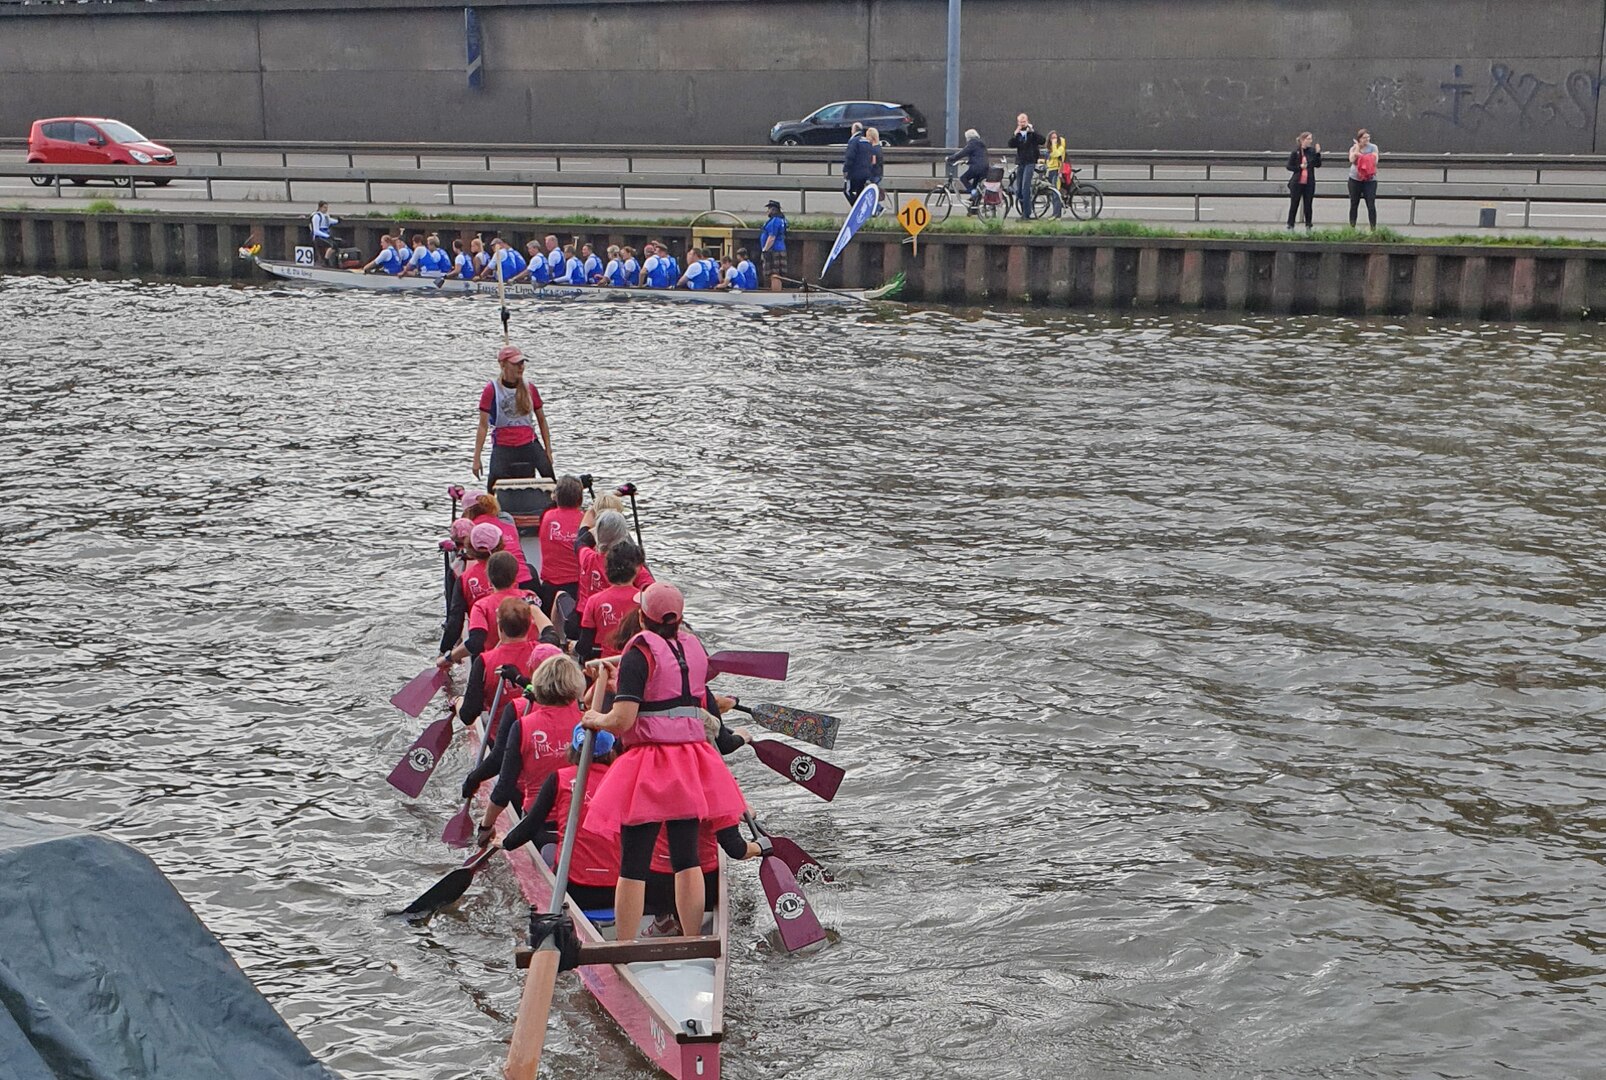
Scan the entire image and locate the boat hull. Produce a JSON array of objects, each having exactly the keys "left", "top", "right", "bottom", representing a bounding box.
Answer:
[{"left": 249, "top": 256, "right": 877, "bottom": 308}]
